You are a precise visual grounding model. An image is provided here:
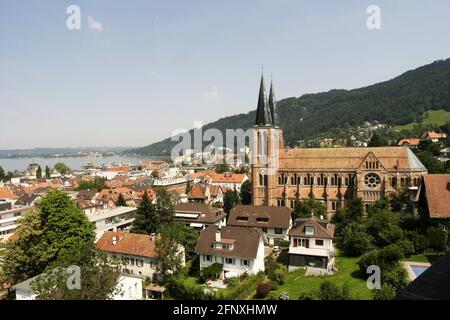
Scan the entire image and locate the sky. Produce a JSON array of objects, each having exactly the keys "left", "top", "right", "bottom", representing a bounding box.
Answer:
[{"left": 1, "top": 0, "right": 450, "bottom": 149}]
